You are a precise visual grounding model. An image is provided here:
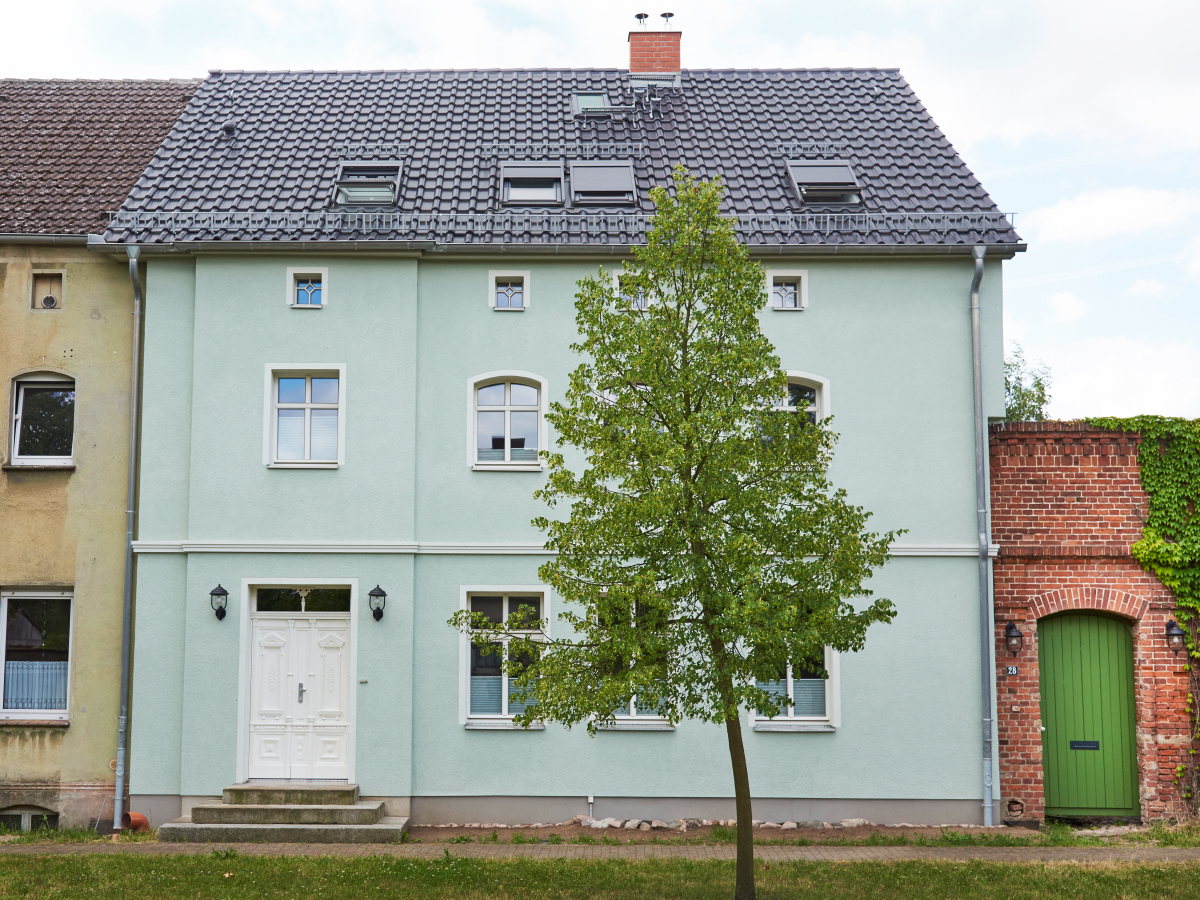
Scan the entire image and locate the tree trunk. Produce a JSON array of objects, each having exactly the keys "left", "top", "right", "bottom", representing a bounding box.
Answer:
[{"left": 724, "top": 711, "right": 756, "bottom": 900}]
